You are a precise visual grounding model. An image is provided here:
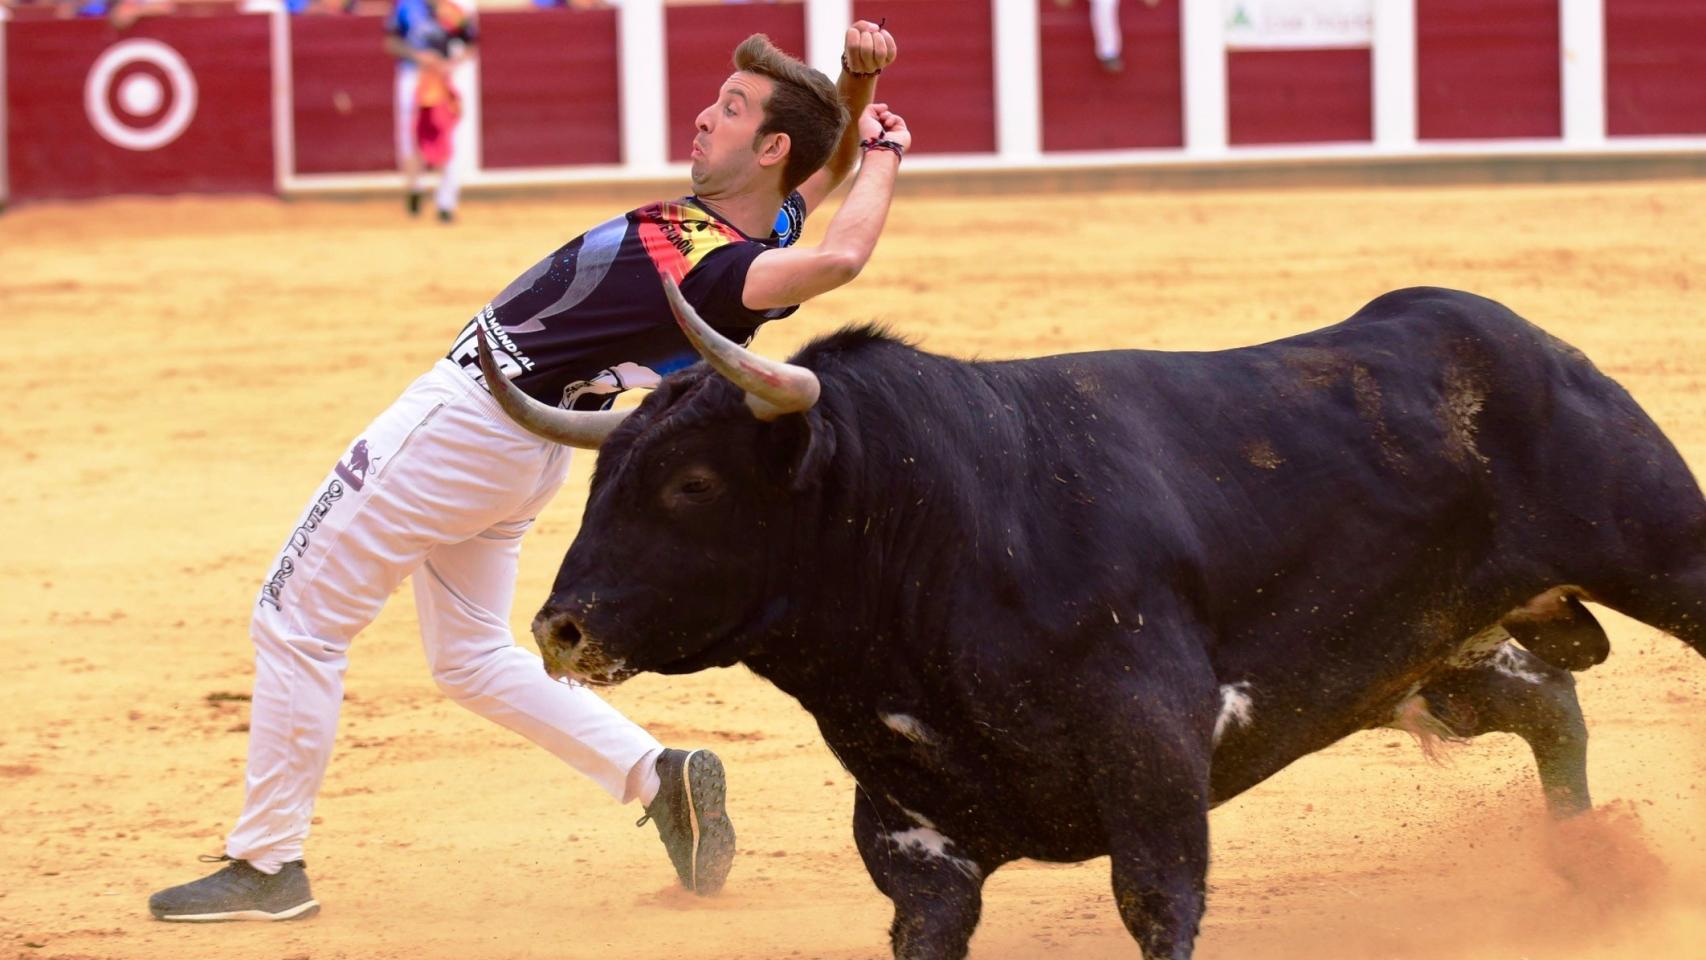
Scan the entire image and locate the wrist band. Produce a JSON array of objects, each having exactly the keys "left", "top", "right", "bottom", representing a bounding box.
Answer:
[
  {"left": 841, "top": 53, "right": 882, "bottom": 79},
  {"left": 860, "top": 137, "right": 904, "bottom": 161}
]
